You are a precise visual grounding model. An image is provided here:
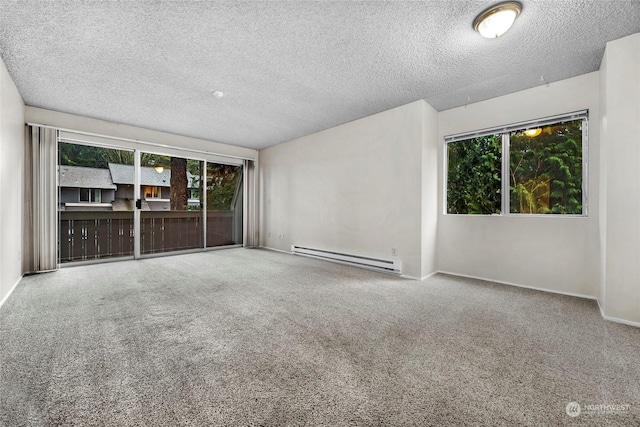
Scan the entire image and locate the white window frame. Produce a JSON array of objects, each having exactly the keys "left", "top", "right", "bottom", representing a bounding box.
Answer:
[
  {"left": 144, "top": 185, "right": 161, "bottom": 199},
  {"left": 79, "top": 188, "right": 102, "bottom": 203},
  {"left": 444, "top": 110, "right": 588, "bottom": 217},
  {"left": 92, "top": 189, "right": 101, "bottom": 203}
]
